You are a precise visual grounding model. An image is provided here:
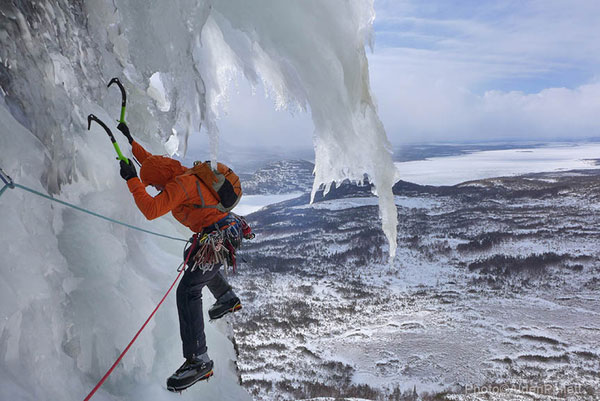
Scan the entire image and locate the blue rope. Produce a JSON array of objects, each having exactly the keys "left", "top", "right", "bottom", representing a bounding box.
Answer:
[
  {"left": 0, "top": 184, "right": 10, "bottom": 198},
  {"left": 0, "top": 181, "right": 187, "bottom": 242}
]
